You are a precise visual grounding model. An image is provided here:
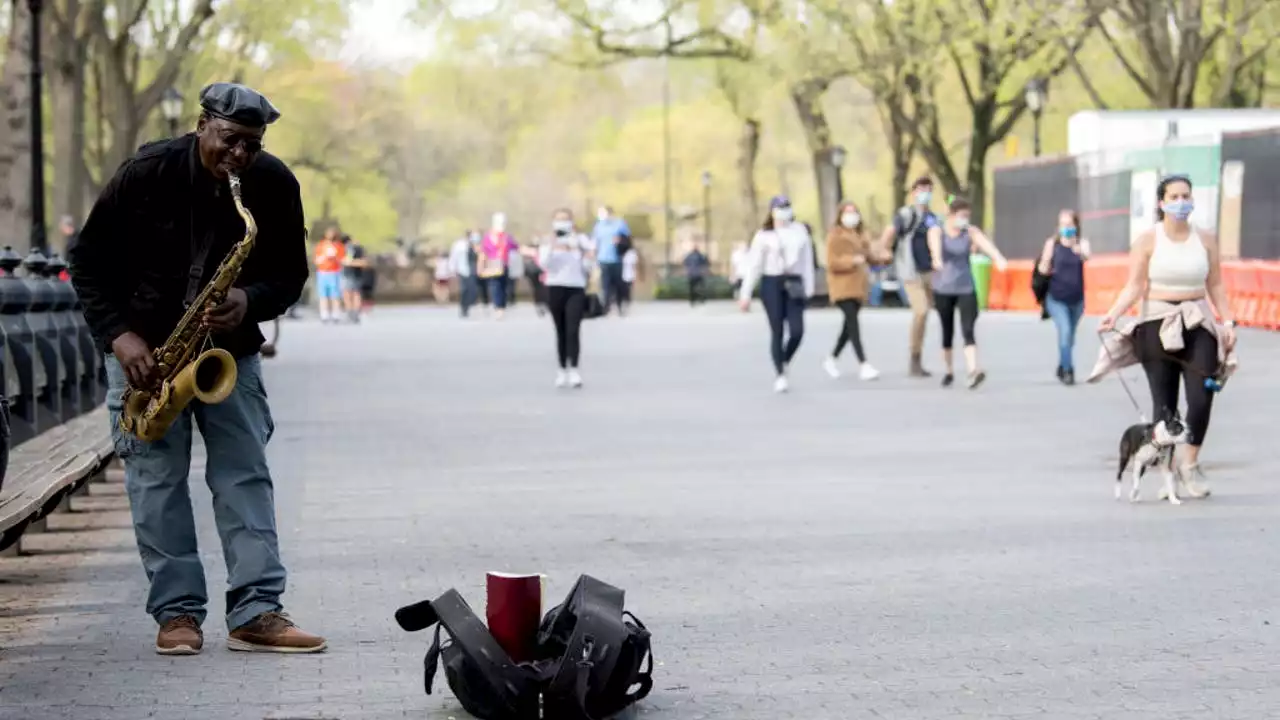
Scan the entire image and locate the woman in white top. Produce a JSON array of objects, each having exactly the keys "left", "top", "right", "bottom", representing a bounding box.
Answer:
[
  {"left": 1097, "top": 174, "right": 1238, "bottom": 499},
  {"left": 737, "top": 195, "right": 816, "bottom": 392},
  {"left": 620, "top": 246, "right": 638, "bottom": 312},
  {"left": 526, "top": 208, "right": 596, "bottom": 388}
]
